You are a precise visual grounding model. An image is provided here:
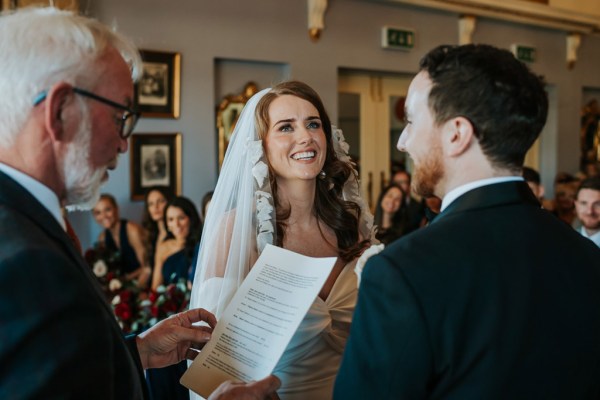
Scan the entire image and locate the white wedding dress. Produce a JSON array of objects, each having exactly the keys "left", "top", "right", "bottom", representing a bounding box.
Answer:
[
  {"left": 272, "top": 259, "right": 358, "bottom": 400},
  {"left": 194, "top": 258, "right": 357, "bottom": 400}
]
